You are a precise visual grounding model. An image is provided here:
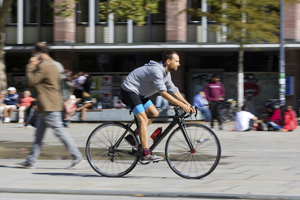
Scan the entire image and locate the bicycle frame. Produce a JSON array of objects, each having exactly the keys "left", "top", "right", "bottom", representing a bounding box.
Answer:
[{"left": 124, "top": 110, "right": 195, "bottom": 153}]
